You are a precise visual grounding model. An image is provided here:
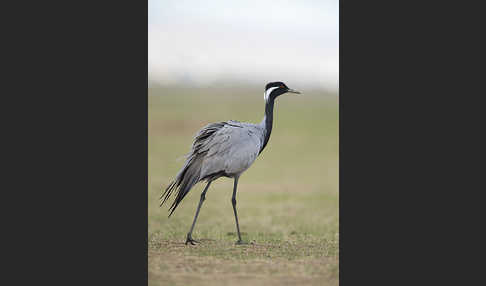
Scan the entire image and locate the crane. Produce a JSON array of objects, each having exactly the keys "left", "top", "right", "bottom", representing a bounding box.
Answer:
[{"left": 160, "top": 82, "right": 301, "bottom": 245}]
